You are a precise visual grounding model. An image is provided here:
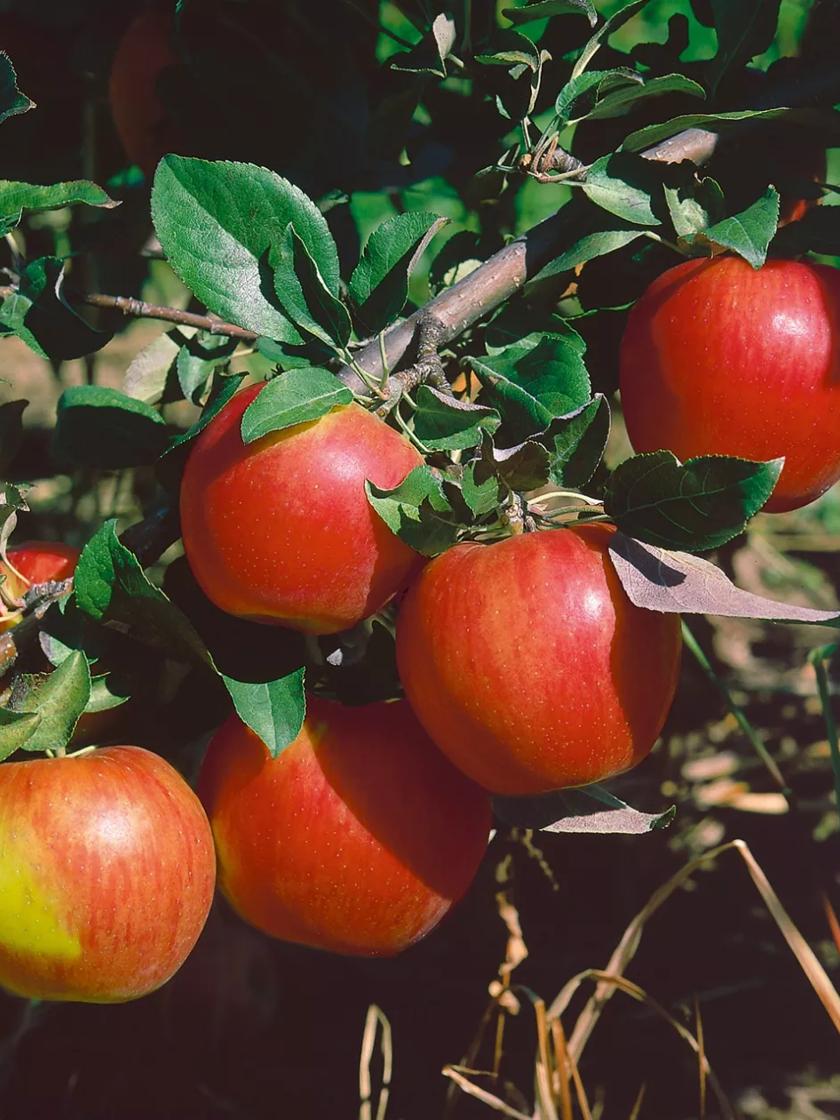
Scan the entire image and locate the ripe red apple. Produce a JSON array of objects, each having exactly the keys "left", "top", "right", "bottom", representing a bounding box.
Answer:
[
  {"left": 619, "top": 256, "right": 840, "bottom": 513},
  {"left": 198, "top": 697, "right": 491, "bottom": 956},
  {"left": 396, "top": 524, "right": 682, "bottom": 796},
  {"left": 0, "top": 746, "right": 215, "bottom": 1002},
  {"left": 179, "top": 385, "right": 425, "bottom": 635},
  {"left": 0, "top": 540, "right": 79, "bottom": 632},
  {"left": 109, "top": 9, "right": 179, "bottom": 176}
]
